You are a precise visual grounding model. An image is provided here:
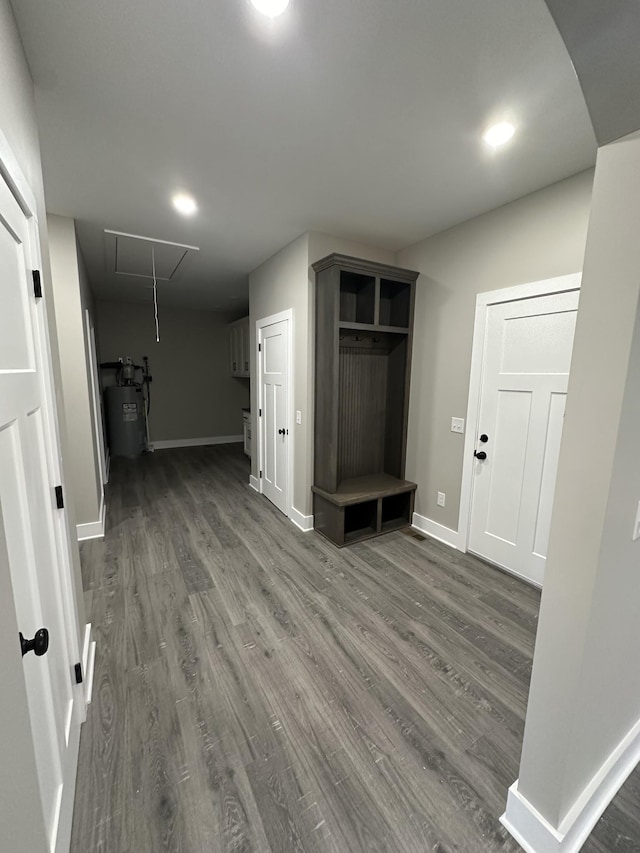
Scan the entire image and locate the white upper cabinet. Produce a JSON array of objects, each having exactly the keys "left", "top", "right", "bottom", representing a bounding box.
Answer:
[{"left": 228, "top": 316, "right": 250, "bottom": 378}]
